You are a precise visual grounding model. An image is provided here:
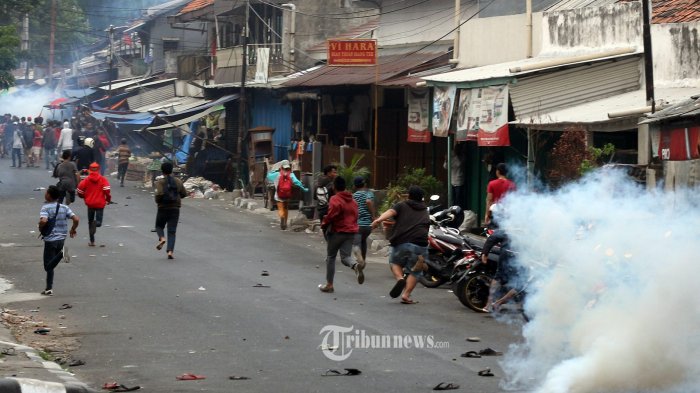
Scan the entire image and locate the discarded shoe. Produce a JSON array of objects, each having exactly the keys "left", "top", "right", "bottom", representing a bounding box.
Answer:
[
  {"left": 389, "top": 278, "right": 406, "bottom": 298},
  {"left": 252, "top": 283, "right": 270, "bottom": 288},
  {"left": 228, "top": 376, "right": 251, "bottom": 380},
  {"left": 34, "top": 328, "right": 51, "bottom": 335},
  {"left": 478, "top": 348, "right": 503, "bottom": 356},
  {"left": 460, "top": 351, "right": 481, "bottom": 358},
  {"left": 59, "top": 303, "right": 73, "bottom": 310},
  {"left": 176, "top": 373, "right": 206, "bottom": 381},
  {"left": 322, "top": 368, "right": 361, "bottom": 376},
  {"left": 68, "top": 359, "right": 86, "bottom": 367},
  {"left": 433, "top": 382, "right": 460, "bottom": 390},
  {"left": 478, "top": 368, "right": 494, "bottom": 377},
  {"left": 103, "top": 383, "right": 141, "bottom": 392}
]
